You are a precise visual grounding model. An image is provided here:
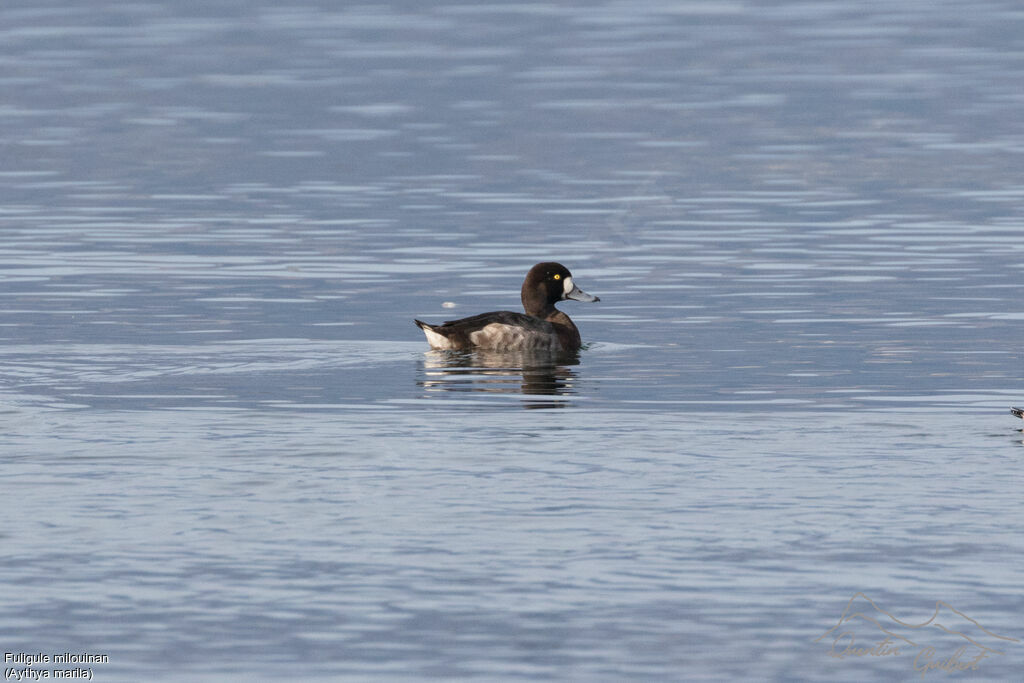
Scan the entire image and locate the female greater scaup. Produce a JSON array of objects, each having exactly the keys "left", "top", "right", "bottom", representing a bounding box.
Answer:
[{"left": 415, "top": 262, "right": 599, "bottom": 352}]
